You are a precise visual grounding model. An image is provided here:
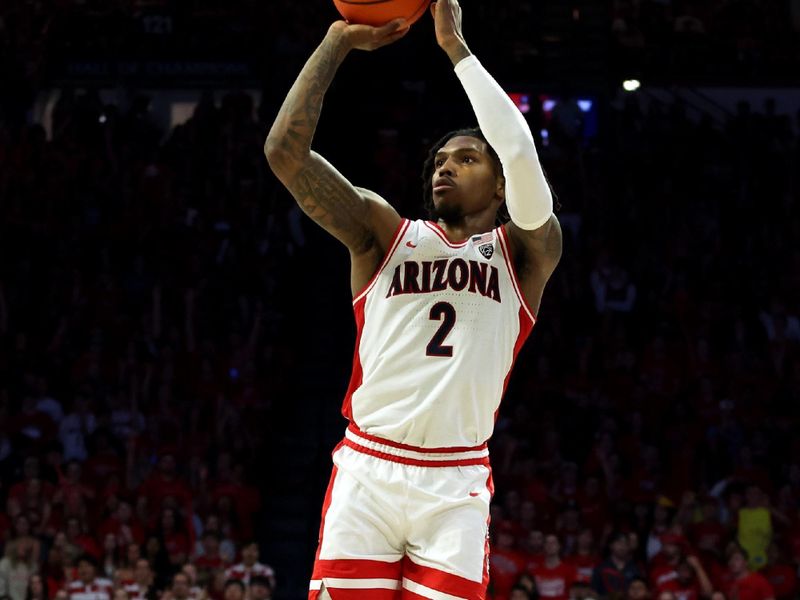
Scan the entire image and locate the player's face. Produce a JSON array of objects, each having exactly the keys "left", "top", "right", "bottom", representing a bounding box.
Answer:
[{"left": 431, "top": 136, "right": 503, "bottom": 222}]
